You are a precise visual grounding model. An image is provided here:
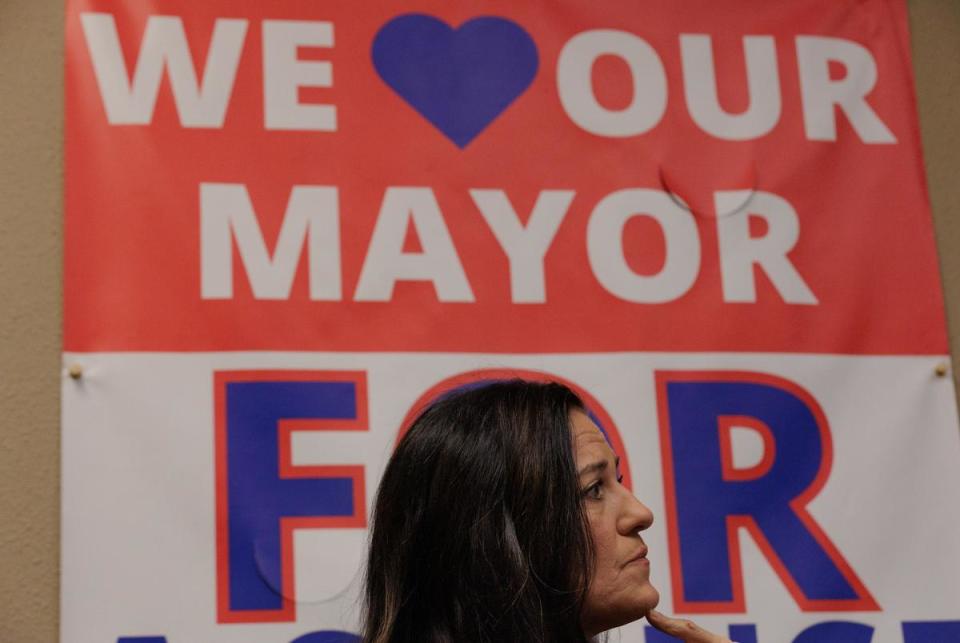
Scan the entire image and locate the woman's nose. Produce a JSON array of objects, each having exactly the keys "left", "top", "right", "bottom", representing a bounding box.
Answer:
[{"left": 618, "top": 491, "right": 654, "bottom": 535}]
